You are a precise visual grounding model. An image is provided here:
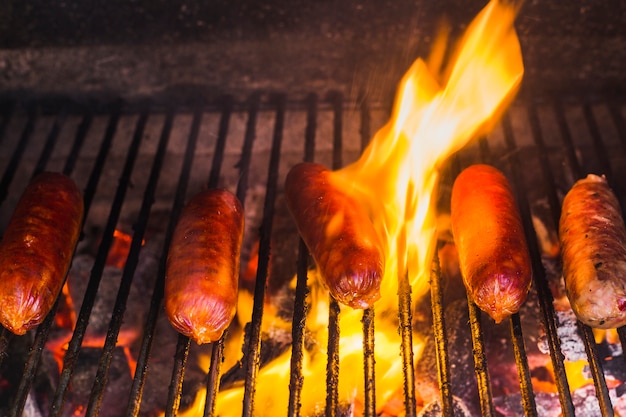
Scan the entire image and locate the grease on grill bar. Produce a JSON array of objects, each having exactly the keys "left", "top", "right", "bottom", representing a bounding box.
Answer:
[{"left": 0, "top": 93, "right": 626, "bottom": 416}]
